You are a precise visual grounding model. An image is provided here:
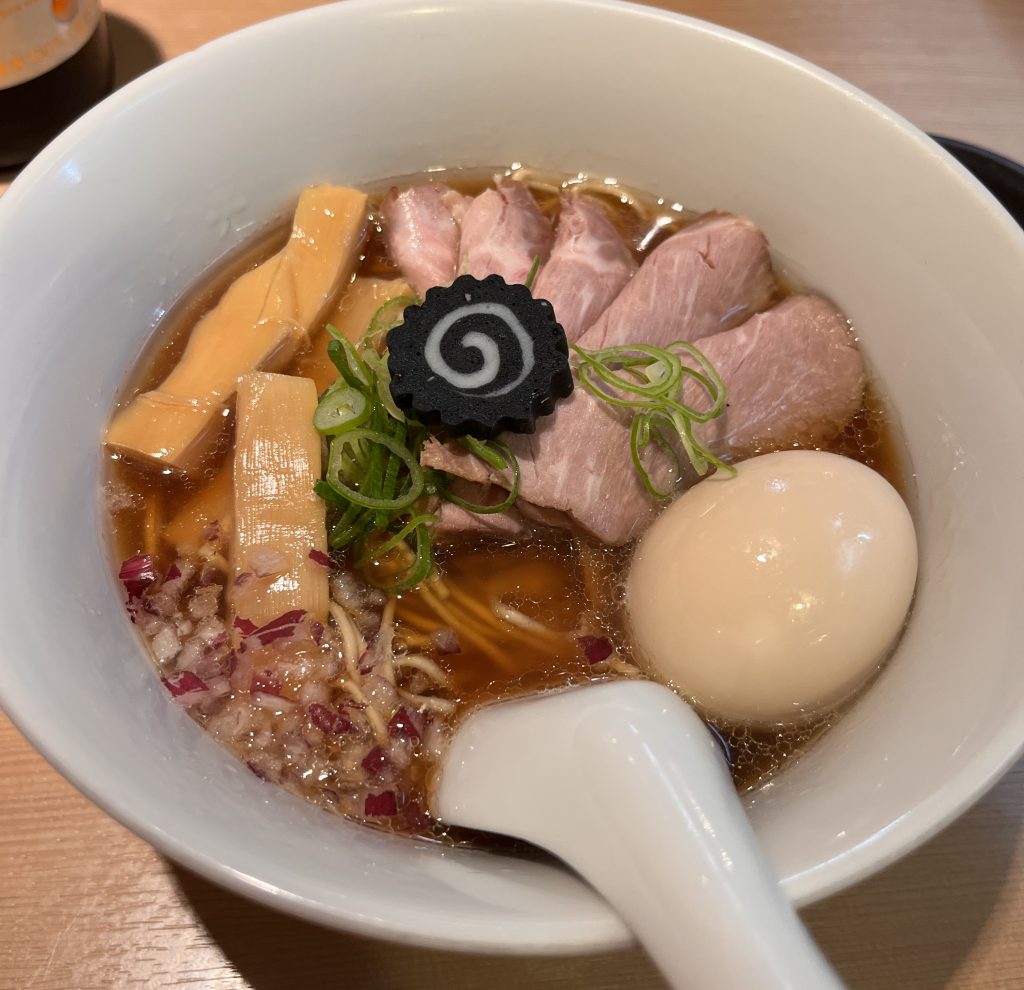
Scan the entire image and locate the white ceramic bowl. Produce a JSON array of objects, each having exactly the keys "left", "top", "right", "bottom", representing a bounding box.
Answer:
[{"left": 1, "top": 0, "right": 1023, "bottom": 954}]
